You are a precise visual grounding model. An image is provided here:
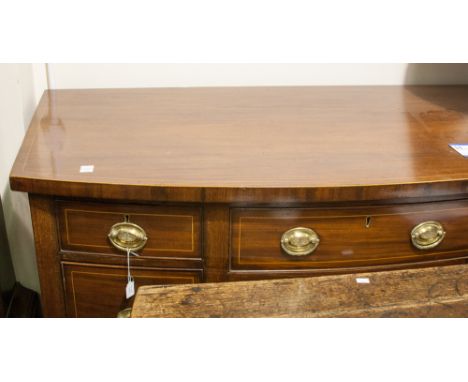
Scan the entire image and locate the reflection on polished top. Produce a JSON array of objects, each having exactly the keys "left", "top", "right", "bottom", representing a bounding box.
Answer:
[{"left": 9, "top": 86, "right": 468, "bottom": 203}]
